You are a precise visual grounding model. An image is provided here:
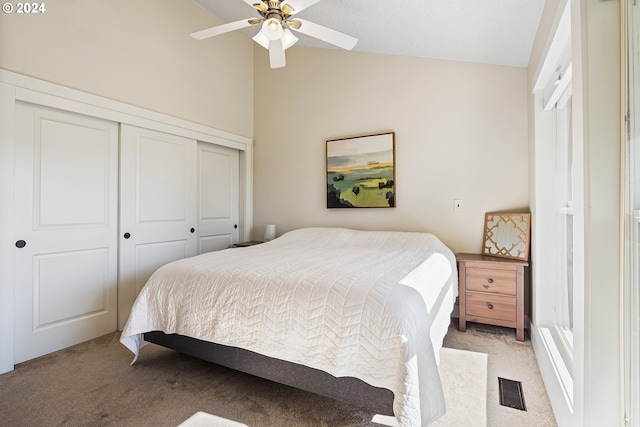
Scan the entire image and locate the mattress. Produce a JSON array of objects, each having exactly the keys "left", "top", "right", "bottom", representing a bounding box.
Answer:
[{"left": 120, "top": 227, "right": 458, "bottom": 426}]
